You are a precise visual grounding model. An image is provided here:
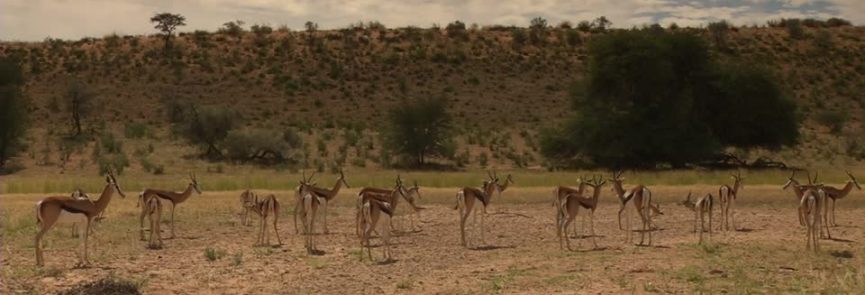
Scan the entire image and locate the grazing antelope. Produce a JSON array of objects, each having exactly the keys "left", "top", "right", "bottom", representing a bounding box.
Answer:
[
  {"left": 142, "top": 195, "right": 164, "bottom": 249},
  {"left": 35, "top": 169, "right": 126, "bottom": 266},
  {"left": 293, "top": 170, "right": 349, "bottom": 234},
  {"left": 553, "top": 177, "right": 589, "bottom": 238},
  {"left": 239, "top": 190, "right": 256, "bottom": 226},
  {"left": 718, "top": 172, "right": 743, "bottom": 231},
  {"left": 453, "top": 171, "right": 513, "bottom": 248},
  {"left": 355, "top": 176, "right": 423, "bottom": 235},
  {"left": 297, "top": 173, "right": 326, "bottom": 254},
  {"left": 359, "top": 182, "right": 405, "bottom": 262},
  {"left": 248, "top": 193, "right": 282, "bottom": 247},
  {"left": 821, "top": 171, "right": 861, "bottom": 227},
  {"left": 680, "top": 192, "right": 714, "bottom": 244},
  {"left": 801, "top": 185, "right": 825, "bottom": 252},
  {"left": 609, "top": 171, "right": 661, "bottom": 246},
  {"left": 138, "top": 173, "right": 202, "bottom": 239},
  {"left": 558, "top": 176, "right": 605, "bottom": 250}
]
